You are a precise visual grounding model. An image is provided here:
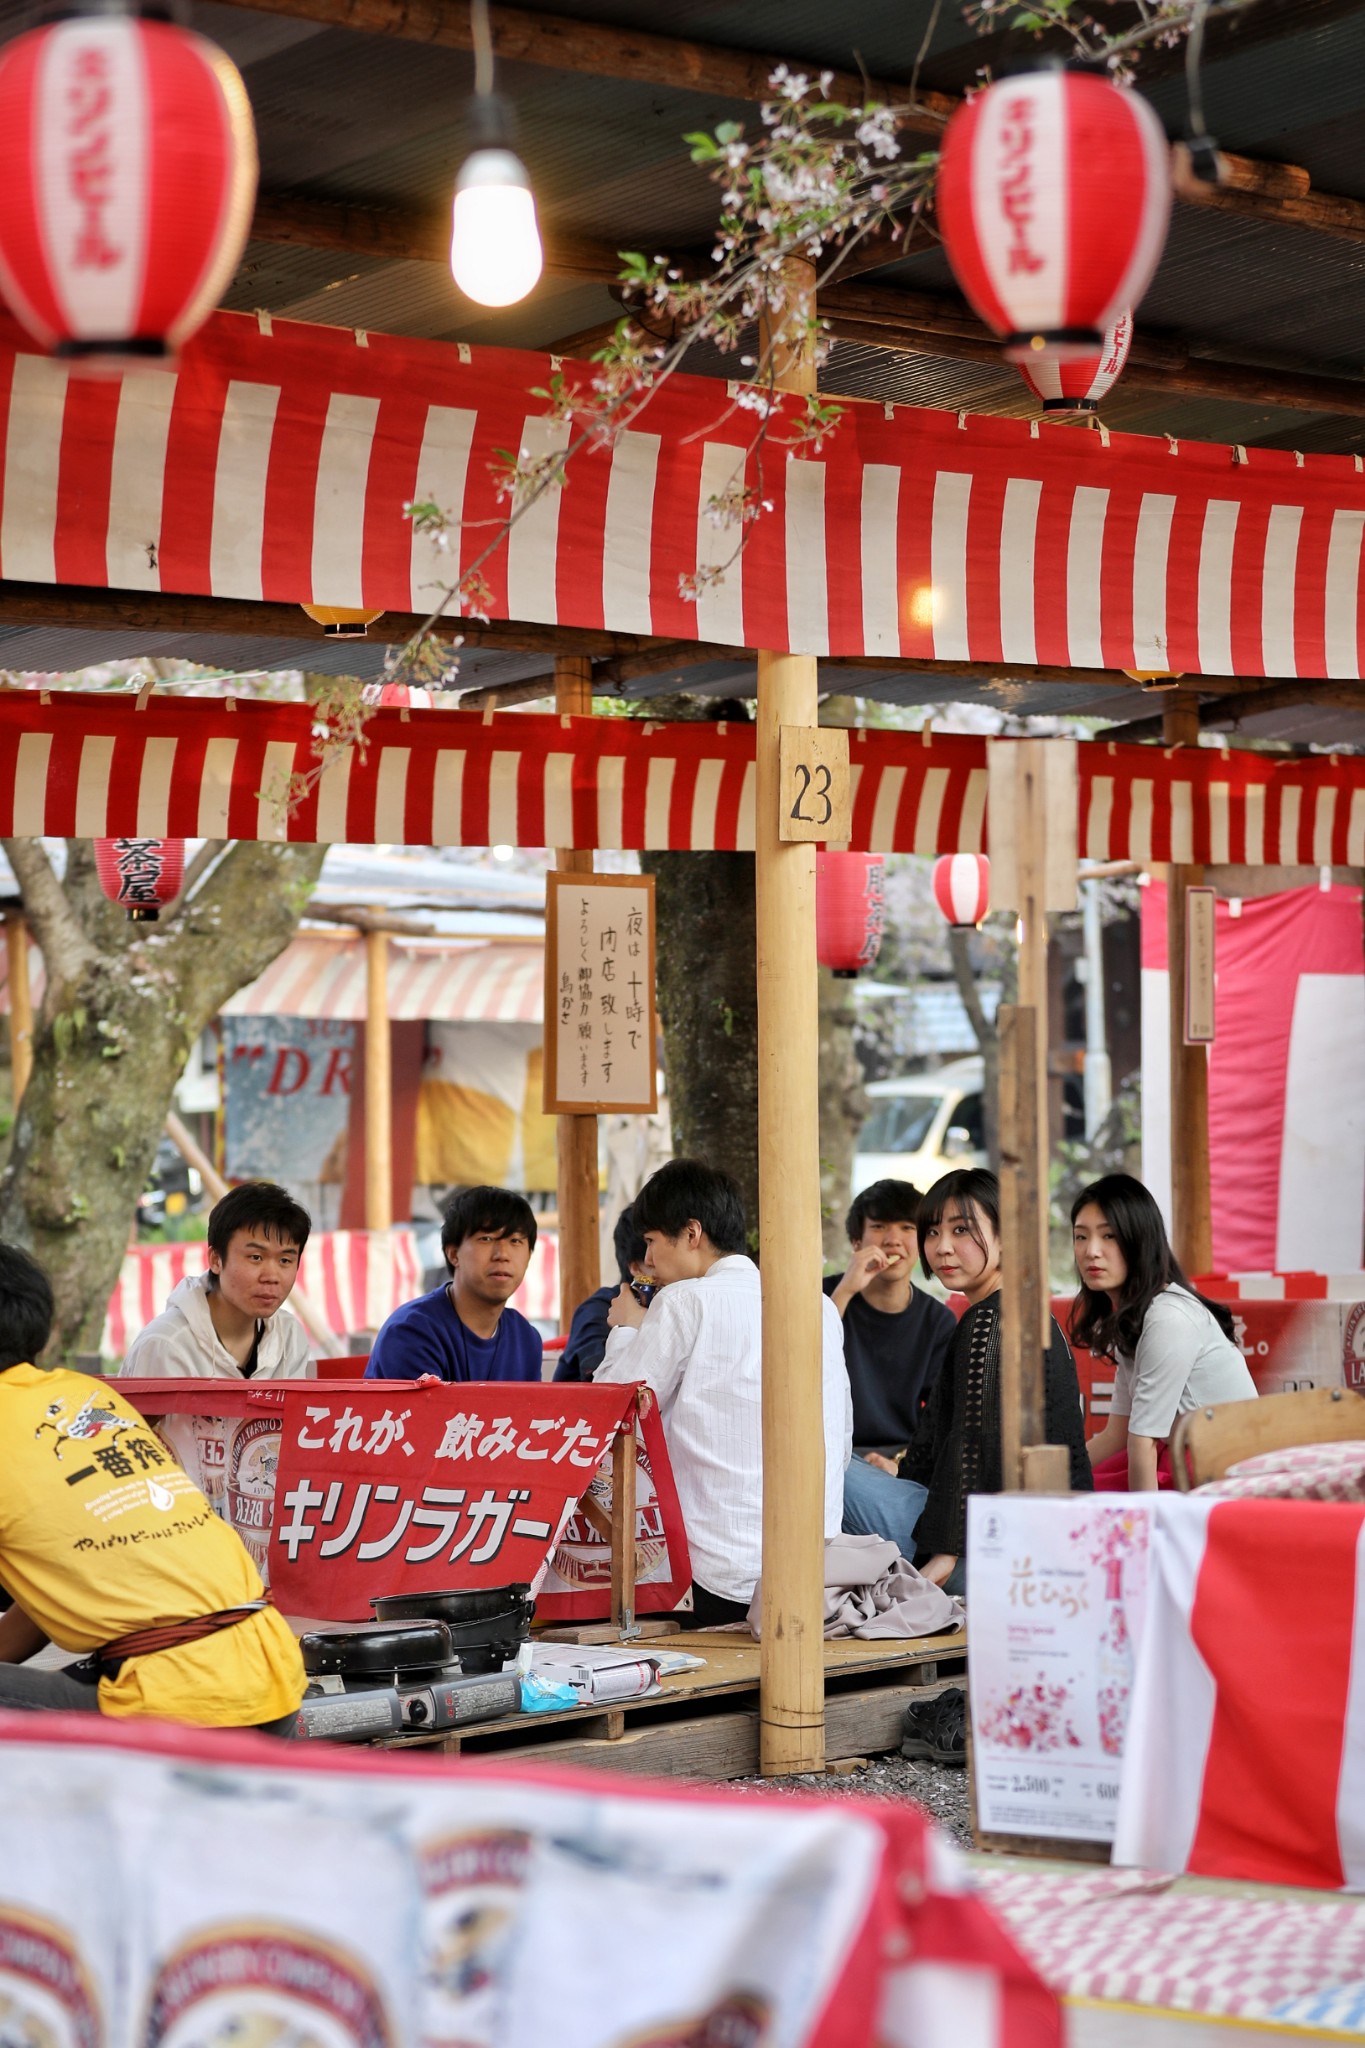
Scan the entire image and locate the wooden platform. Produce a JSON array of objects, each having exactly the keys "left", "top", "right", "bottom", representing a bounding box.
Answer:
[{"left": 384, "top": 1626, "right": 967, "bottom": 1779}]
